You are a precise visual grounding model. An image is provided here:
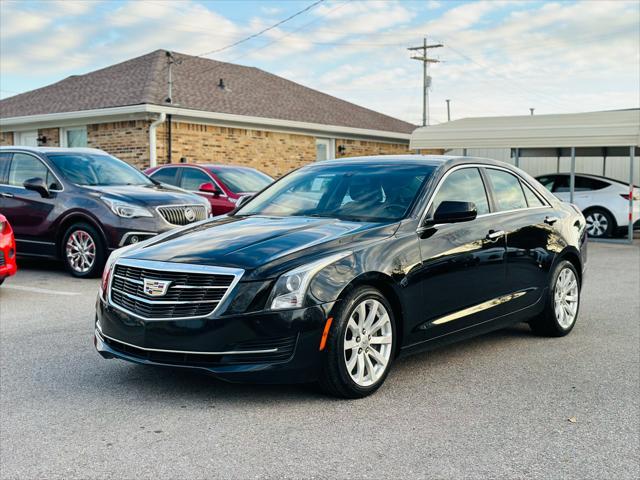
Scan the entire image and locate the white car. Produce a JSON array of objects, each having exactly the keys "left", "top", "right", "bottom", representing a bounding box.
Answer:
[{"left": 536, "top": 173, "right": 640, "bottom": 238}]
